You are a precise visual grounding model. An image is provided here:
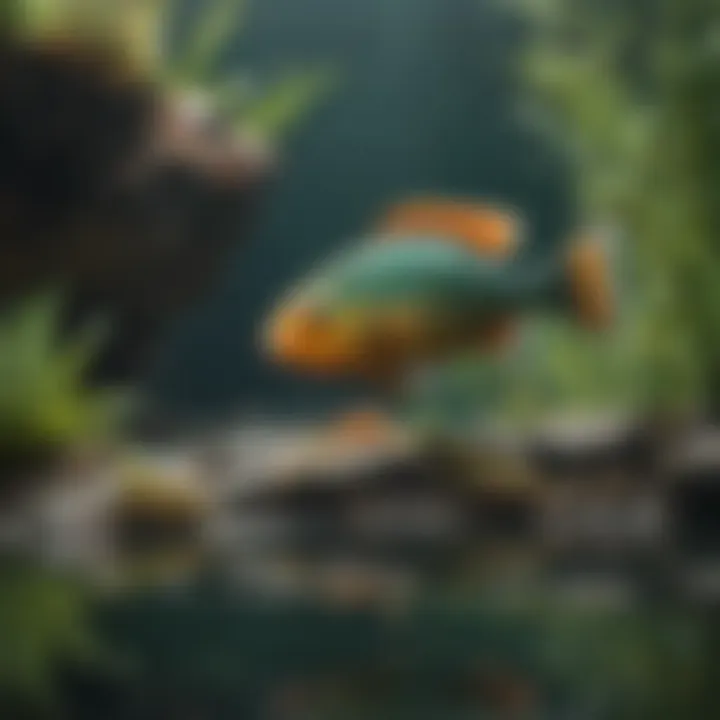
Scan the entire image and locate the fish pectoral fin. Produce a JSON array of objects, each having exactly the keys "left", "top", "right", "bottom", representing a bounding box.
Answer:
[{"left": 377, "top": 198, "right": 522, "bottom": 259}]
